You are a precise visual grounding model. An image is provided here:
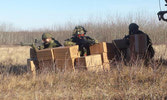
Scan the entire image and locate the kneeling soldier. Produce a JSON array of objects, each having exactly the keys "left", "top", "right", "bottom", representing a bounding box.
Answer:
[
  {"left": 33, "top": 33, "right": 62, "bottom": 51},
  {"left": 64, "top": 26, "right": 98, "bottom": 56}
]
